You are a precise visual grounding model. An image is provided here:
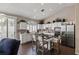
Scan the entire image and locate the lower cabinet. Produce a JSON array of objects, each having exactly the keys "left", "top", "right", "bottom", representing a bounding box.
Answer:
[{"left": 20, "top": 33, "right": 32, "bottom": 44}]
